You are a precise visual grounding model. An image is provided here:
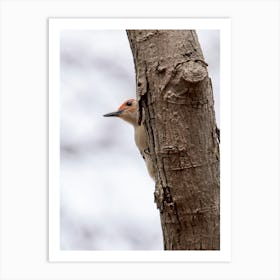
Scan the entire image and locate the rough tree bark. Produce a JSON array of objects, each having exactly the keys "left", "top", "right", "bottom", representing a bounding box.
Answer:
[{"left": 126, "top": 30, "right": 220, "bottom": 250}]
